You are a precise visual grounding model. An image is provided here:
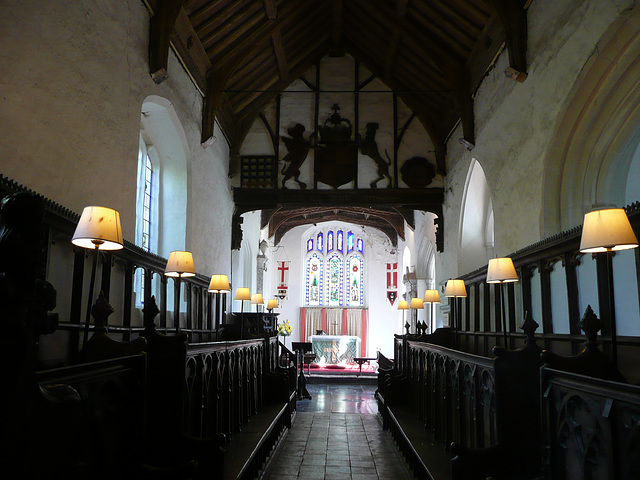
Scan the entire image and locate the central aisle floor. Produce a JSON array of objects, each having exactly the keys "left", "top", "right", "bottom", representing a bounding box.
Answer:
[{"left": 262, "top": 383, "right": 413, "bottom": 480}]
